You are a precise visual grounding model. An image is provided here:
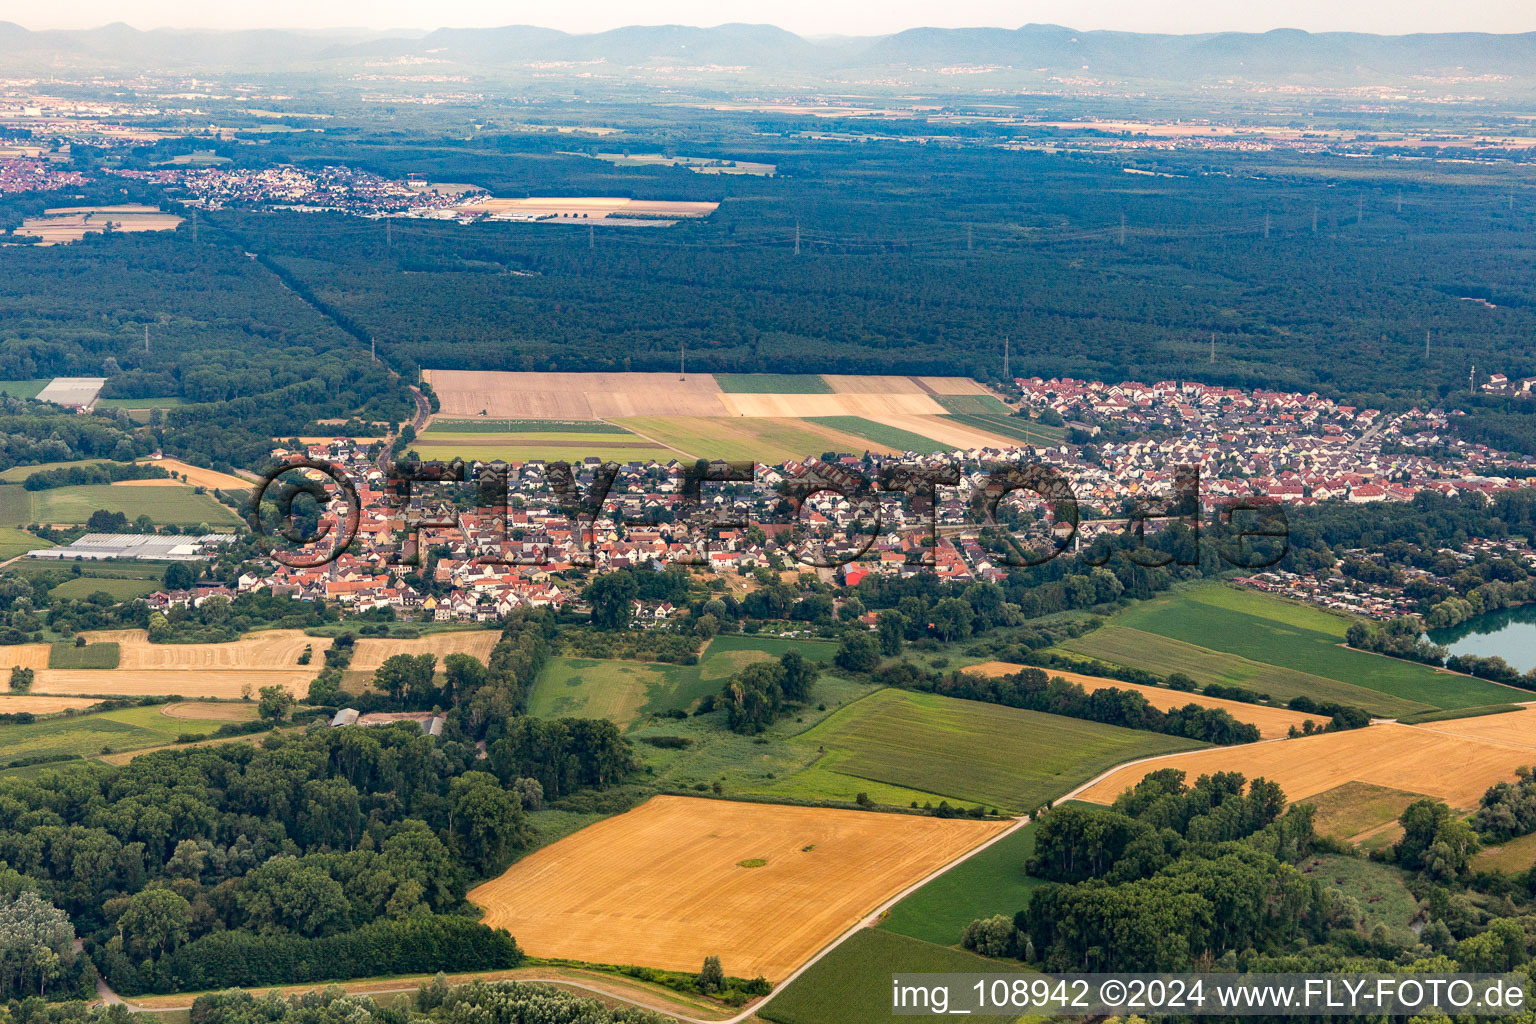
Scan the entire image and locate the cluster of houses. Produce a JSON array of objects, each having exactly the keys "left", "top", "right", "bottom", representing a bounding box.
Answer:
[
  {"left": 219, "top": 374, "right": 1536, "bottom": 624},
  {"left": 113, "top": 164, "right": 482, "bottom": 215}
]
